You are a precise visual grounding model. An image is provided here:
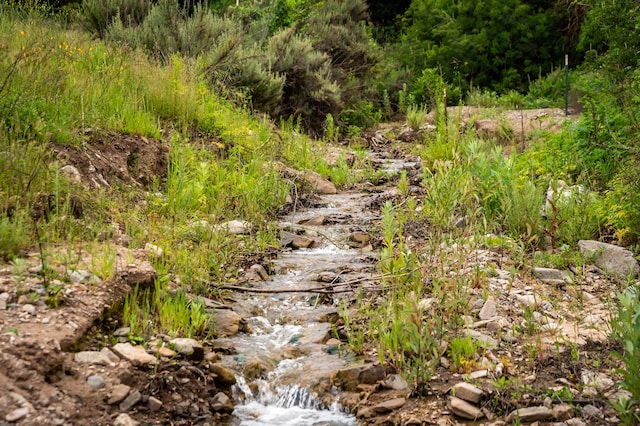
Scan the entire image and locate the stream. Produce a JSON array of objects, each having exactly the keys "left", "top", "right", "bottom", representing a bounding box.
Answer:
[{"left": 216, "top": 156, "right": 419, "bottom": 425}]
